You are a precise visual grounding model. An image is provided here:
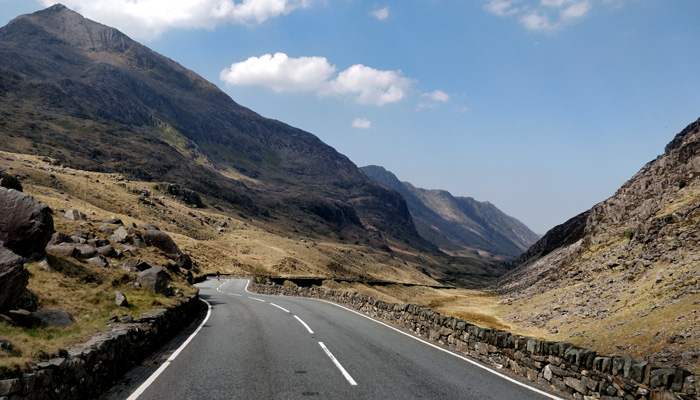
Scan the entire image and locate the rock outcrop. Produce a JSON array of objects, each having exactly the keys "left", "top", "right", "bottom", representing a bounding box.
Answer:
[{"left": 498, "top": 117, "right": 700, "bottom": 372}]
